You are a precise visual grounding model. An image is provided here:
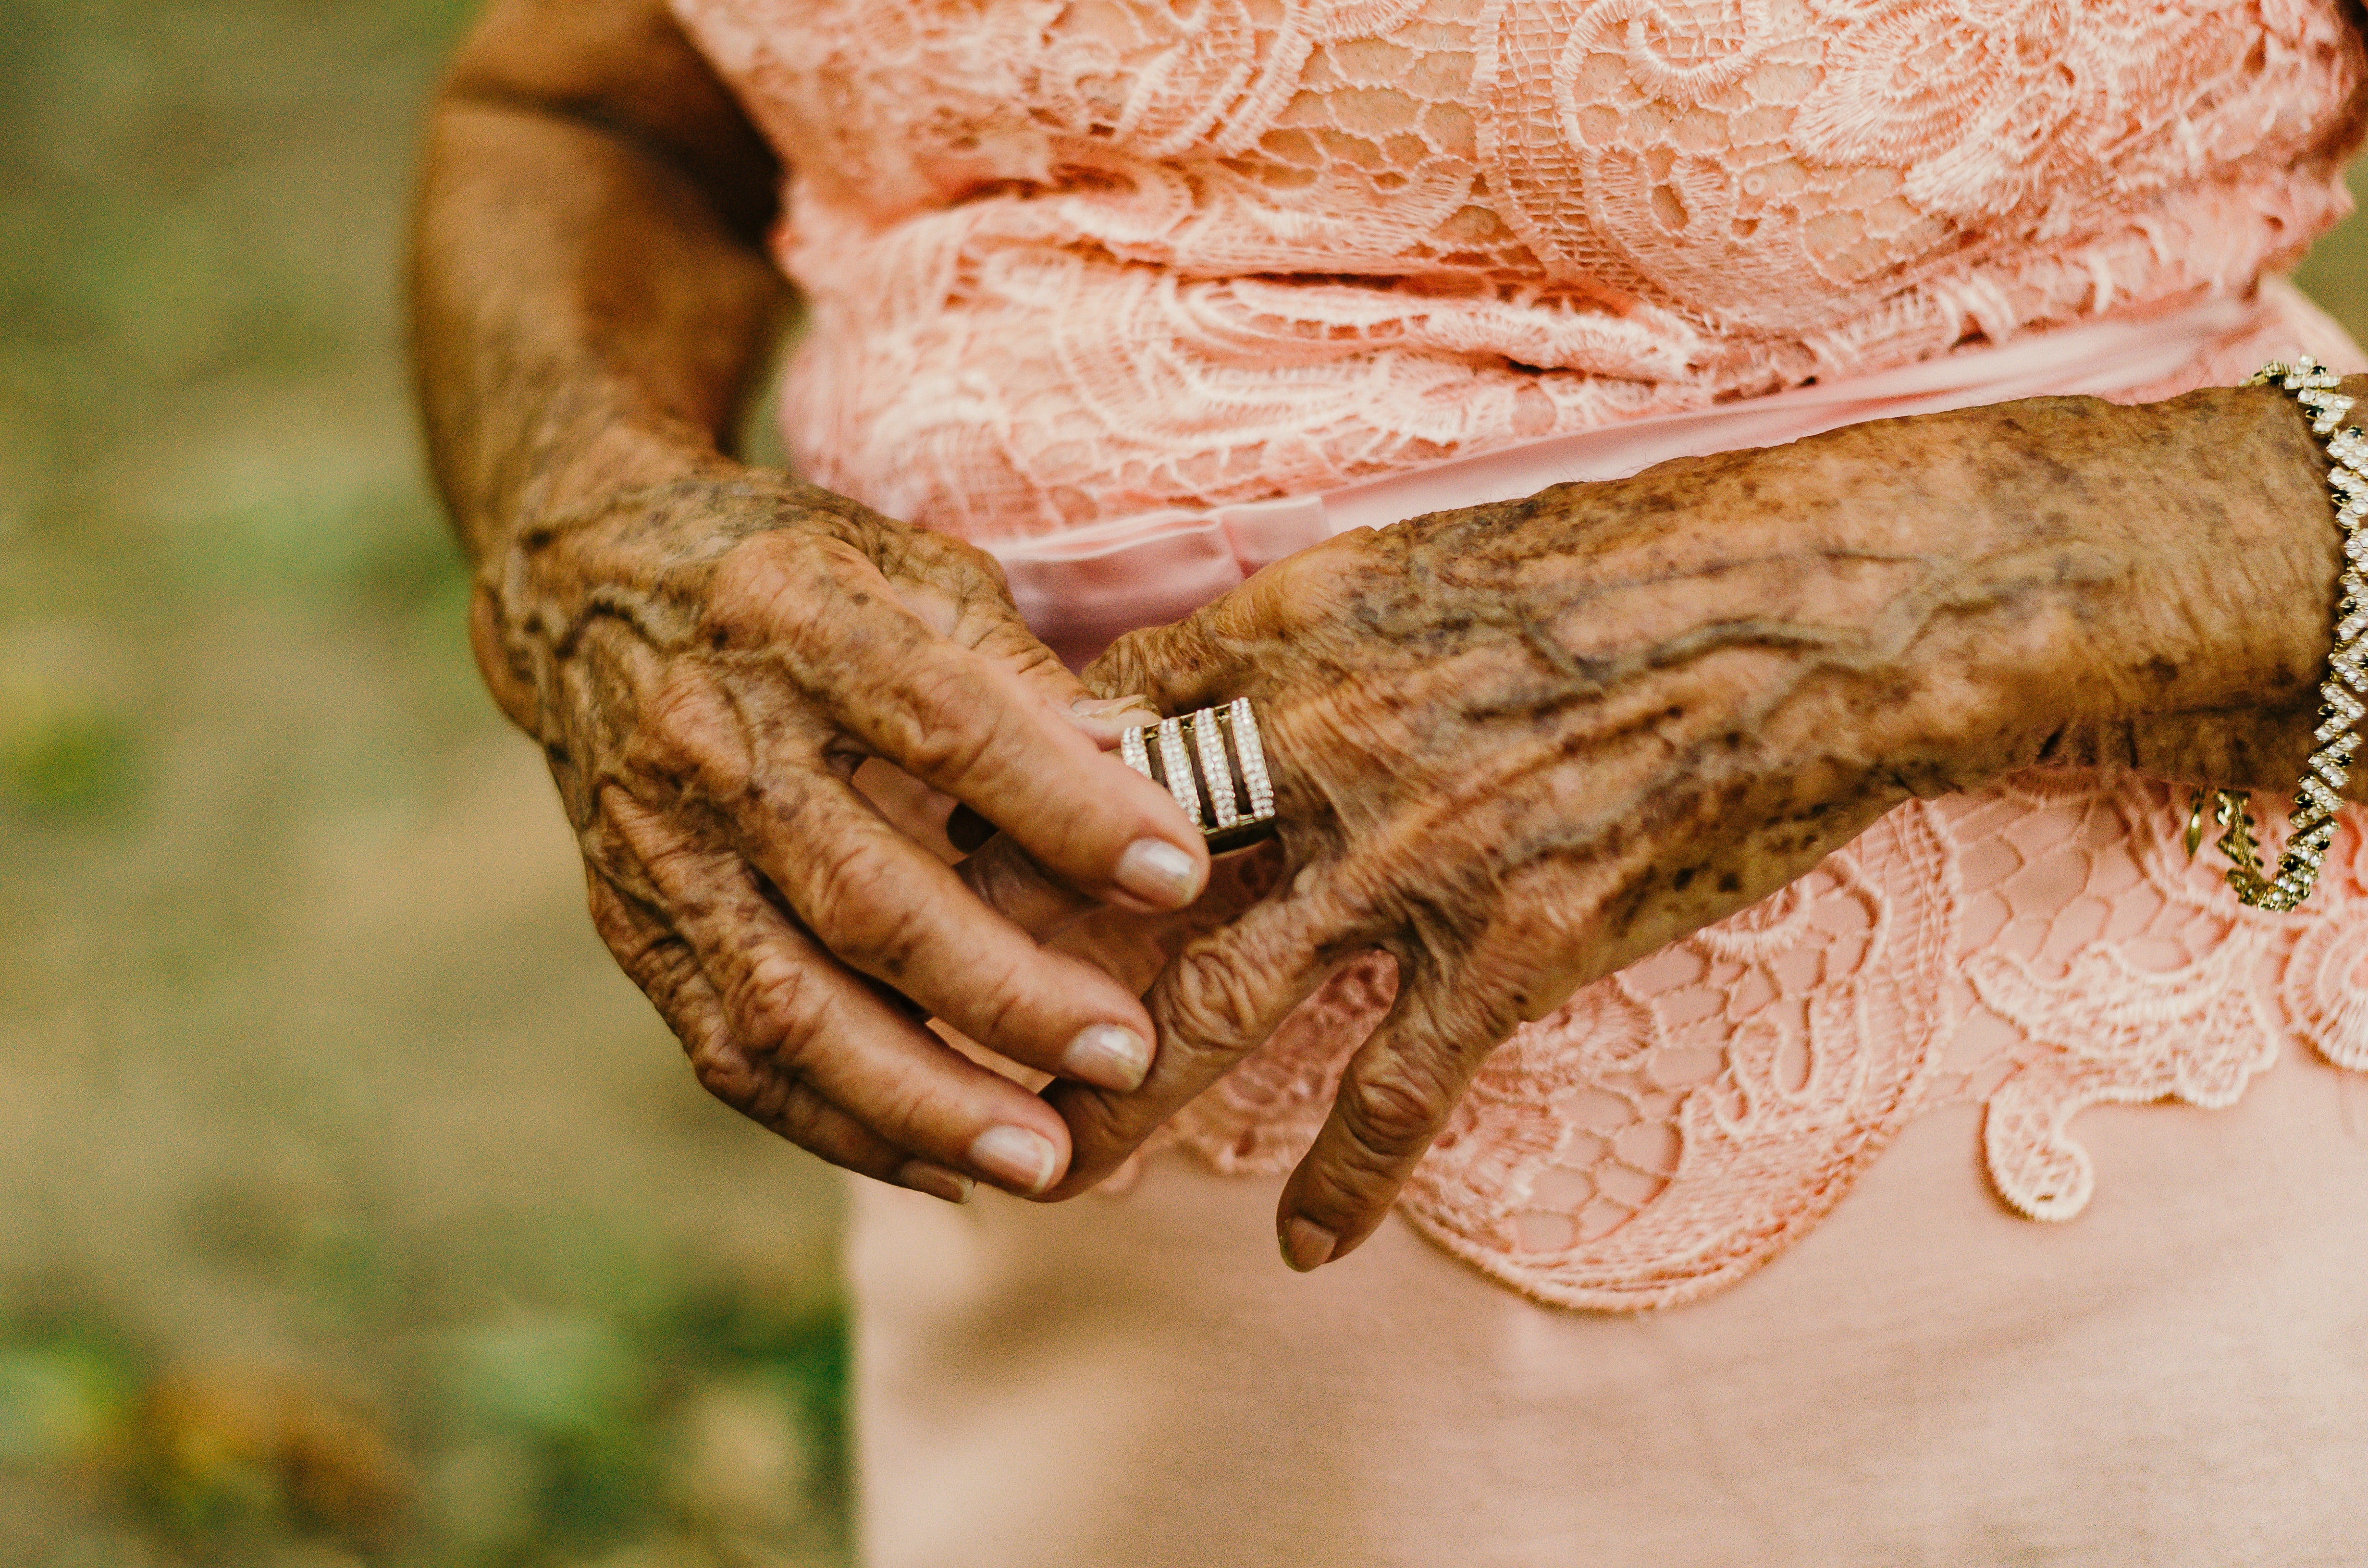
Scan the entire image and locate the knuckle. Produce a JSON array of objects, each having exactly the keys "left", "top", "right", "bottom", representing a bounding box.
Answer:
[
  {"left": 1046, "top": 1082, "right": 1154, "bottom": 1188},
  {"left": 1158, "top": 943, "right": 1266, "bottom": 1056},
  {"left": 908, "top": 527, "right": 994, "bottom": 577},
  {"left": 703, "top": 534, "right": 807, "bottom": 628},
  {"left": 585, "top": 875, "right": 641, "bottom": 946},
  {"left": 728, "top": 948, "right": 817, "bottom": 1053},
  {"left": 806, "top": 842, "right": 929, "bottom": 977},
  {"left": 1339, "top": 1061, "right": 1448, "bottom": 1158},
  {"left": 694, "top": 1042, "right": 832, "bottom": 1160},
  {"left": 894, "top": 675, "right": 1006, "bottom": 784},
  {"left": 1081, "top": 630, "right": 1150, "bottom": 697},
  {"left": 994, "top": 635, "right": 1067, "bottom": 686},
  {"left": 637, "top": 671, "right": 752, "bottom": 787},
  {"left": 644, "top": 667, "right": 714, "bottom": 735},
  {"left": 960, "top": 965, "right": 1036, "bottom": 1054},
  {"left": 707, "top": 534, "right": 881, "bottom": 662},
  {"left": 688, "top": 1036, "right": 763, "bottom": 1111},
  {"left": 747, "top": 1077, "right": 826, "bottom": 1146},
  {"left": 638, "top": 841, "right": 715, "bottom": 906},
  {"left": 587, "top": 887, "right": 710, "bottom": 1019}
]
